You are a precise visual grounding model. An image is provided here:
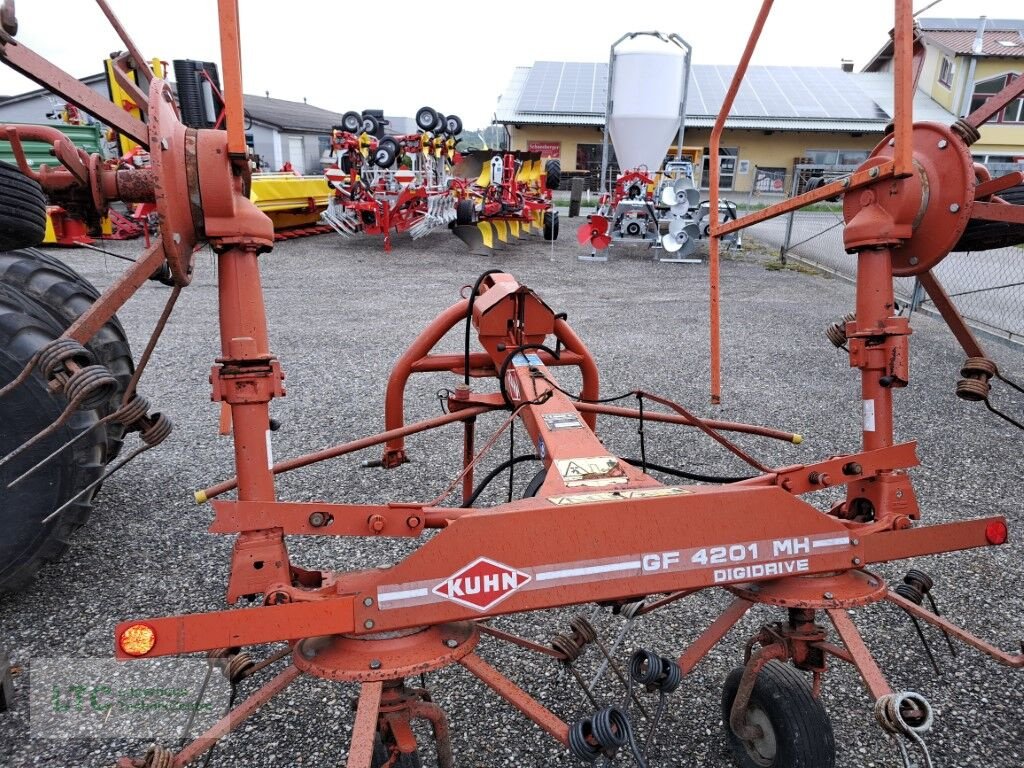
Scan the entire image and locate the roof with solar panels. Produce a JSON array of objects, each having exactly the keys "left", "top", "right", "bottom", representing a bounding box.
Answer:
[{"left": 495, "top": 61, "right": 955, "bottom": 133}]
